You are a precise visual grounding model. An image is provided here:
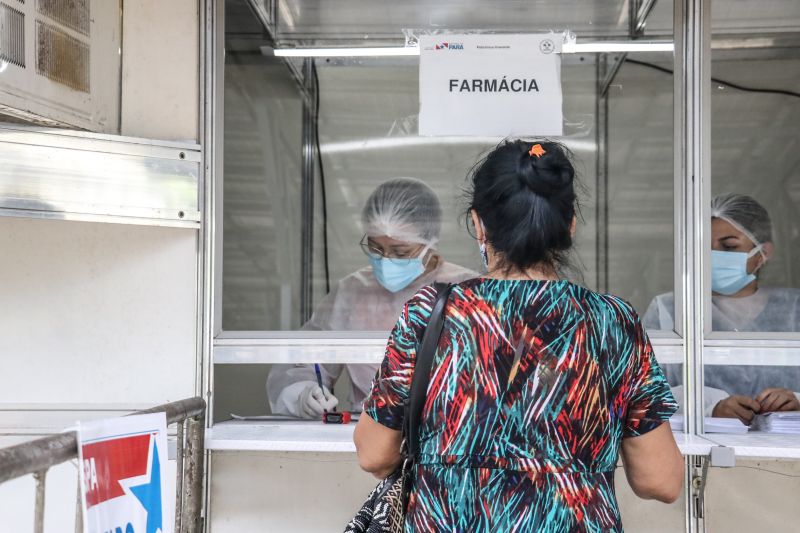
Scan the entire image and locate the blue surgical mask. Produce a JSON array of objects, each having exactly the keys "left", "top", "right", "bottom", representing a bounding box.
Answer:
[
  {"left": 479, "top": 242, "right": 489, "bottom": 270},
  {"left": 369, "top": 254, "right": 427, "bottom": 293},
  {"left": 477, "top": 219, "right": 489, "bottom": 270},
  {"left": 711, "top": 246, "right": 762, "bottom": 296}
]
